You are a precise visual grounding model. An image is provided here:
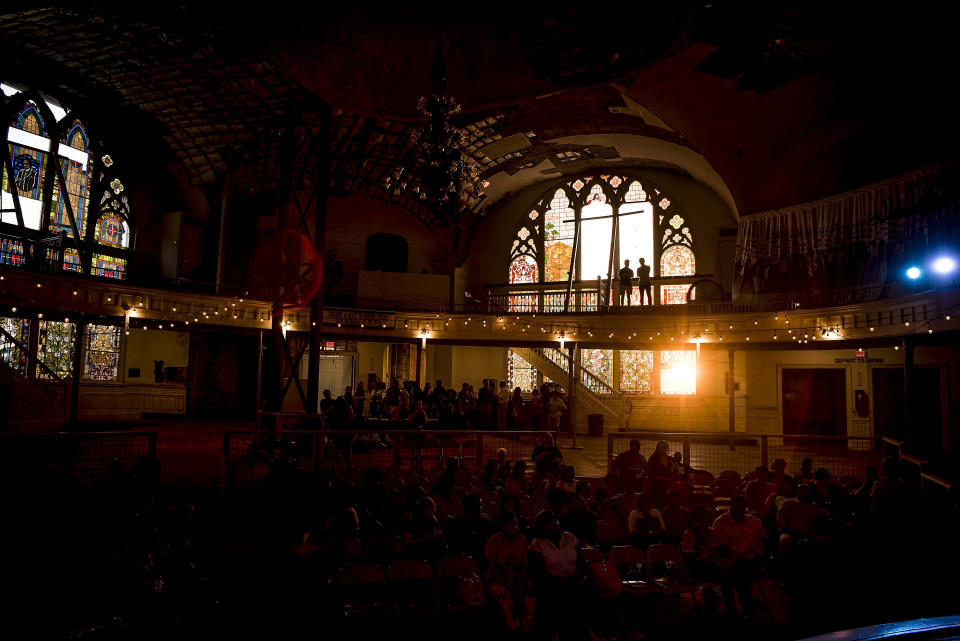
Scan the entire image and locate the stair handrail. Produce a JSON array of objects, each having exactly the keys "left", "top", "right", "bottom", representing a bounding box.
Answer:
[
  {"left": 0, "top": 324, "right": 67, "bottom": 382},
  {"left": 531, "top": 346, "right": 617, "bottom": 396}
]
